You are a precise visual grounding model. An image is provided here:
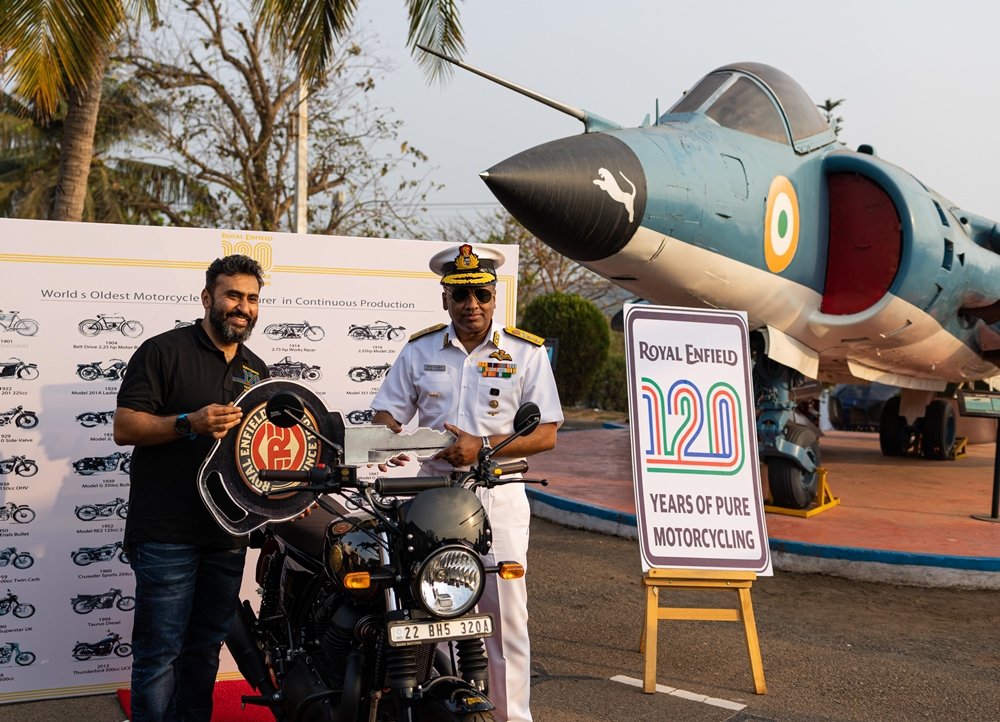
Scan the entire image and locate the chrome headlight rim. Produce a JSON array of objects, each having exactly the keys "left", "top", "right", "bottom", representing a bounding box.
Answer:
[{"left": 413, "top": 544, "right": 485, "bottom": 619}]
